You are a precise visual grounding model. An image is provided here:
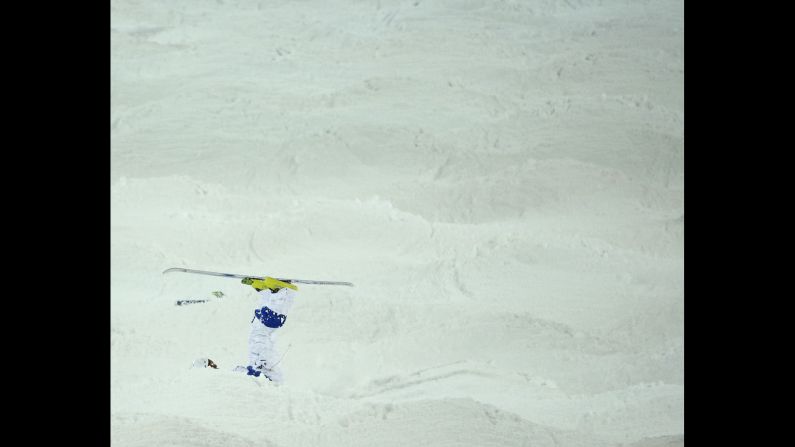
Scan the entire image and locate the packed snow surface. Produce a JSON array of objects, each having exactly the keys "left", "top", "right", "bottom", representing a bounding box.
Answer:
[{"left": 111, "top": 0, "right": 683, "bottom": 445}]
